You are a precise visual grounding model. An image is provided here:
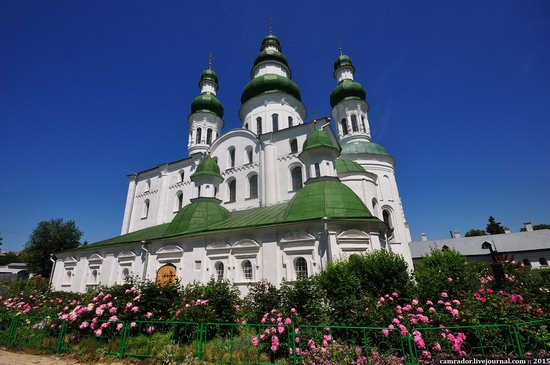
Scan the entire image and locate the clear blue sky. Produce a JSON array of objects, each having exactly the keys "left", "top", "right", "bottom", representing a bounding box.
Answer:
[{"left": 1, "top": 1, "right": 549, "bottom": 251}]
